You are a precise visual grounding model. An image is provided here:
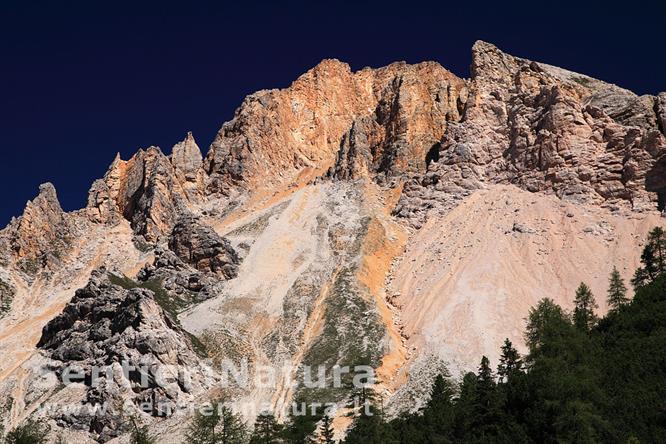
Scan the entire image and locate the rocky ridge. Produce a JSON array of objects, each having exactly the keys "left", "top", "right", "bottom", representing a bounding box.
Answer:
[
  {"left": 35, "top": 268, "right": 215, "bottom": 441},
  {"left": 0, "top": 41, "right": 664, "bottom": 442}
]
